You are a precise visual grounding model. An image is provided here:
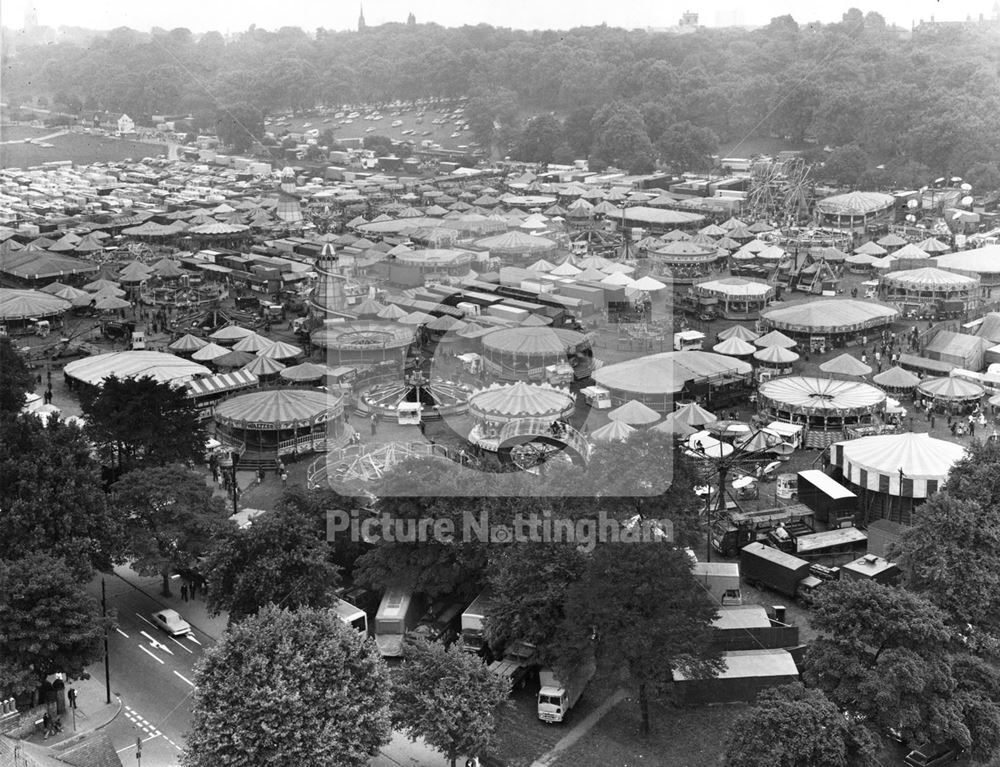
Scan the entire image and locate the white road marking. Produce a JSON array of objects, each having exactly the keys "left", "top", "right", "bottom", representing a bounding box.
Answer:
[
  {"left": 140, "top": 630, "right": 174, "bottom": 655},
  {"left": 139, "top": 645, "right": 164, "bottom": 664},
  {"left": 170, "top": 636, "right": 193, "bottom": 653},
  {"left": 116, "top": 628, "right": 130, "bottom": 638},
  {"left": 116, "top": 733, "right": 161, "bottom": 753},
  {"left": 136, "top": 613, "right": 156, "bottom": 628},
  {"left": 187, "top": 635, "right": 202, "bottom": 646},
  {"left": 173, "top": 670, "right": 195, "bottom": 687}
]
